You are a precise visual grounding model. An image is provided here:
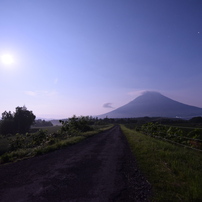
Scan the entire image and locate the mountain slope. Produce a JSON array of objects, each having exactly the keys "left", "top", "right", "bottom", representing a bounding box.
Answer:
[{"left": 99, "top": 92, "right": 202, "bottom": 118}]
